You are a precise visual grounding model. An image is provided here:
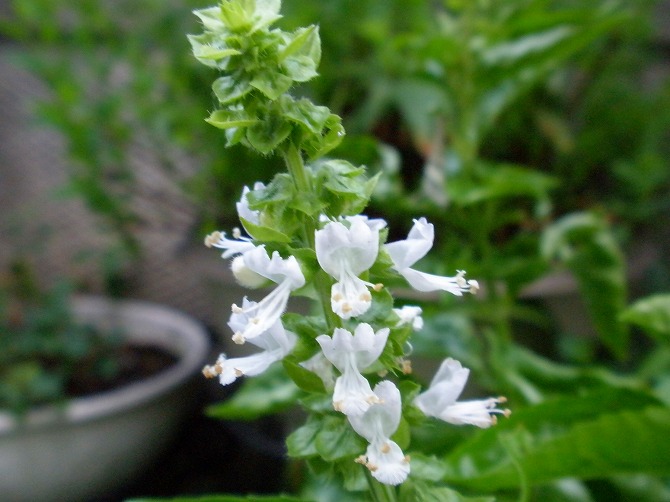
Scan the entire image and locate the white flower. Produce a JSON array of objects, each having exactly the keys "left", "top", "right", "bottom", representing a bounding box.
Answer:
[
  {"left": 385, "top": 217, "right": 478, "bottom": 295},
  {"left": 315, "top": 215, "right": 384, "bottom": 319},
  {"left": 202, "top": 300, "right": 296, "bottom": 385},
  {"left": 349, "top": 381, "right": 410, "bottom": 486},
  {"left": 236, "top": 182, "right": 265, "bottom": 226},
  {"left": 393, "top": 305, "right": 424, "bottom": 331},
  {"left": 414, "top": 358, "right": 510, "bottom": 428},
  {"left": 316, "top": 323, "right": 389, "bottom": 416},
  {"left": 204, "top": 228, "right": 255, "bottom": 259},
  {"left": 229, "top": 245, "right": 305, "bottom": 344}
]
